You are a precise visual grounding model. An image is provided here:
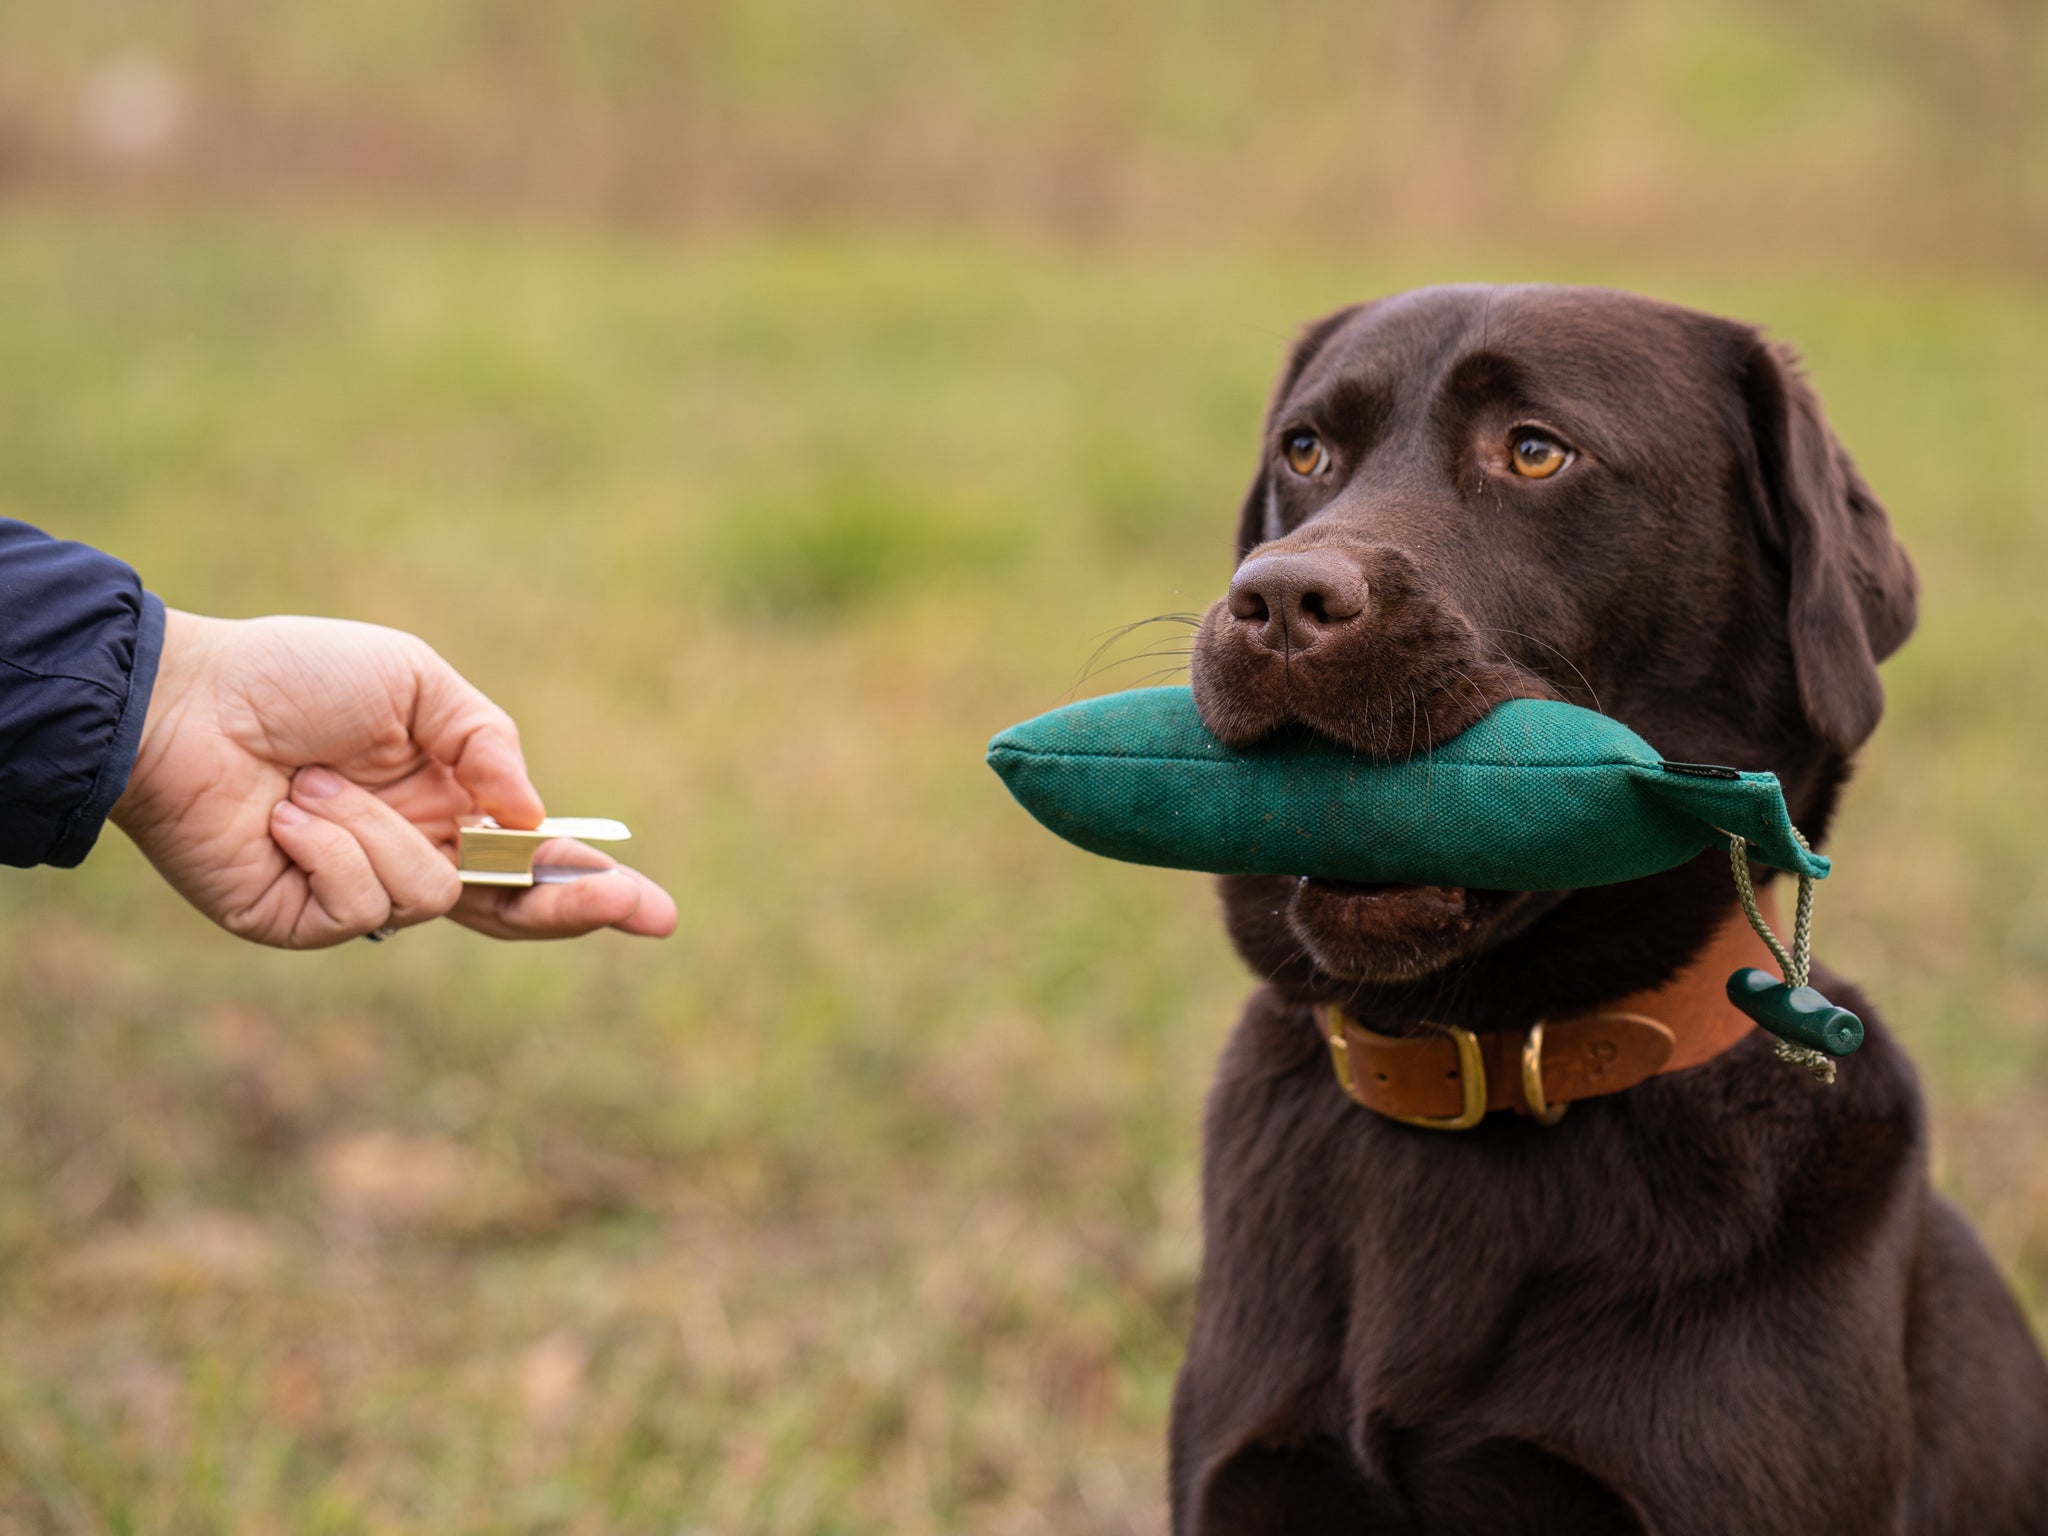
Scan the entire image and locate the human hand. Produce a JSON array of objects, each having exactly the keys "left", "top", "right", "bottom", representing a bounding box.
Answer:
[{"left": 110, "top": 611, "right": 677, "bottom": 948}]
